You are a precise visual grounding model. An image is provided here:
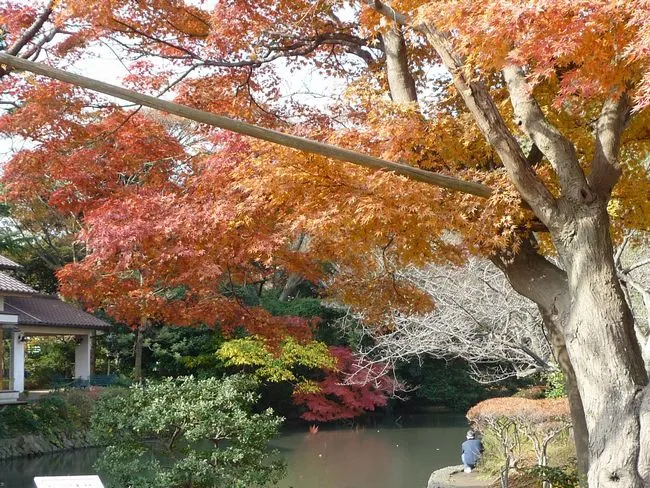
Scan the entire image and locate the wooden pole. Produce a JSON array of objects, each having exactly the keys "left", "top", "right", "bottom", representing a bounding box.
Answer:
[{"left": 0, "top": 53, "right": 493, "bottom": 199}]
